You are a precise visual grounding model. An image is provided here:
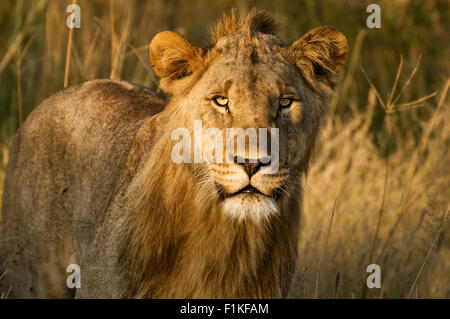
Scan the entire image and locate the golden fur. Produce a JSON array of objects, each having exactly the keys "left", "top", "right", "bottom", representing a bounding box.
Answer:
[
  {"left": 1, "top": 9, "right": 348, "bottom": 298},
  {"left": 121, "top": 9, "right": 348, "bottom": 298}
]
